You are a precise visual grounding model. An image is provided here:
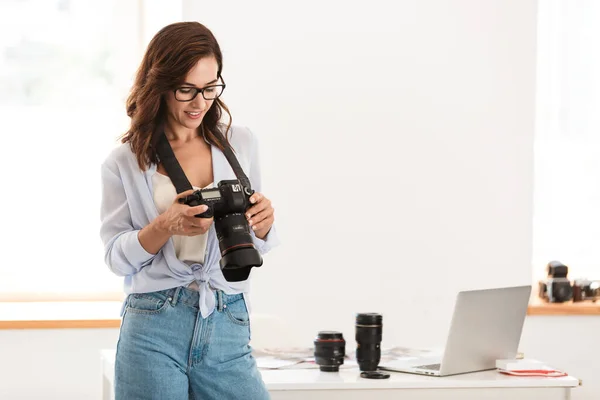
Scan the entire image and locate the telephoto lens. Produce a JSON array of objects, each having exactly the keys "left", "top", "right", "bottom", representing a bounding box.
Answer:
[
  {"left": 355, "top": 313, "right": 383, "bottom": 372},
  {"left": 314, "top": 331, "right": 346, "bottom": 372}
]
